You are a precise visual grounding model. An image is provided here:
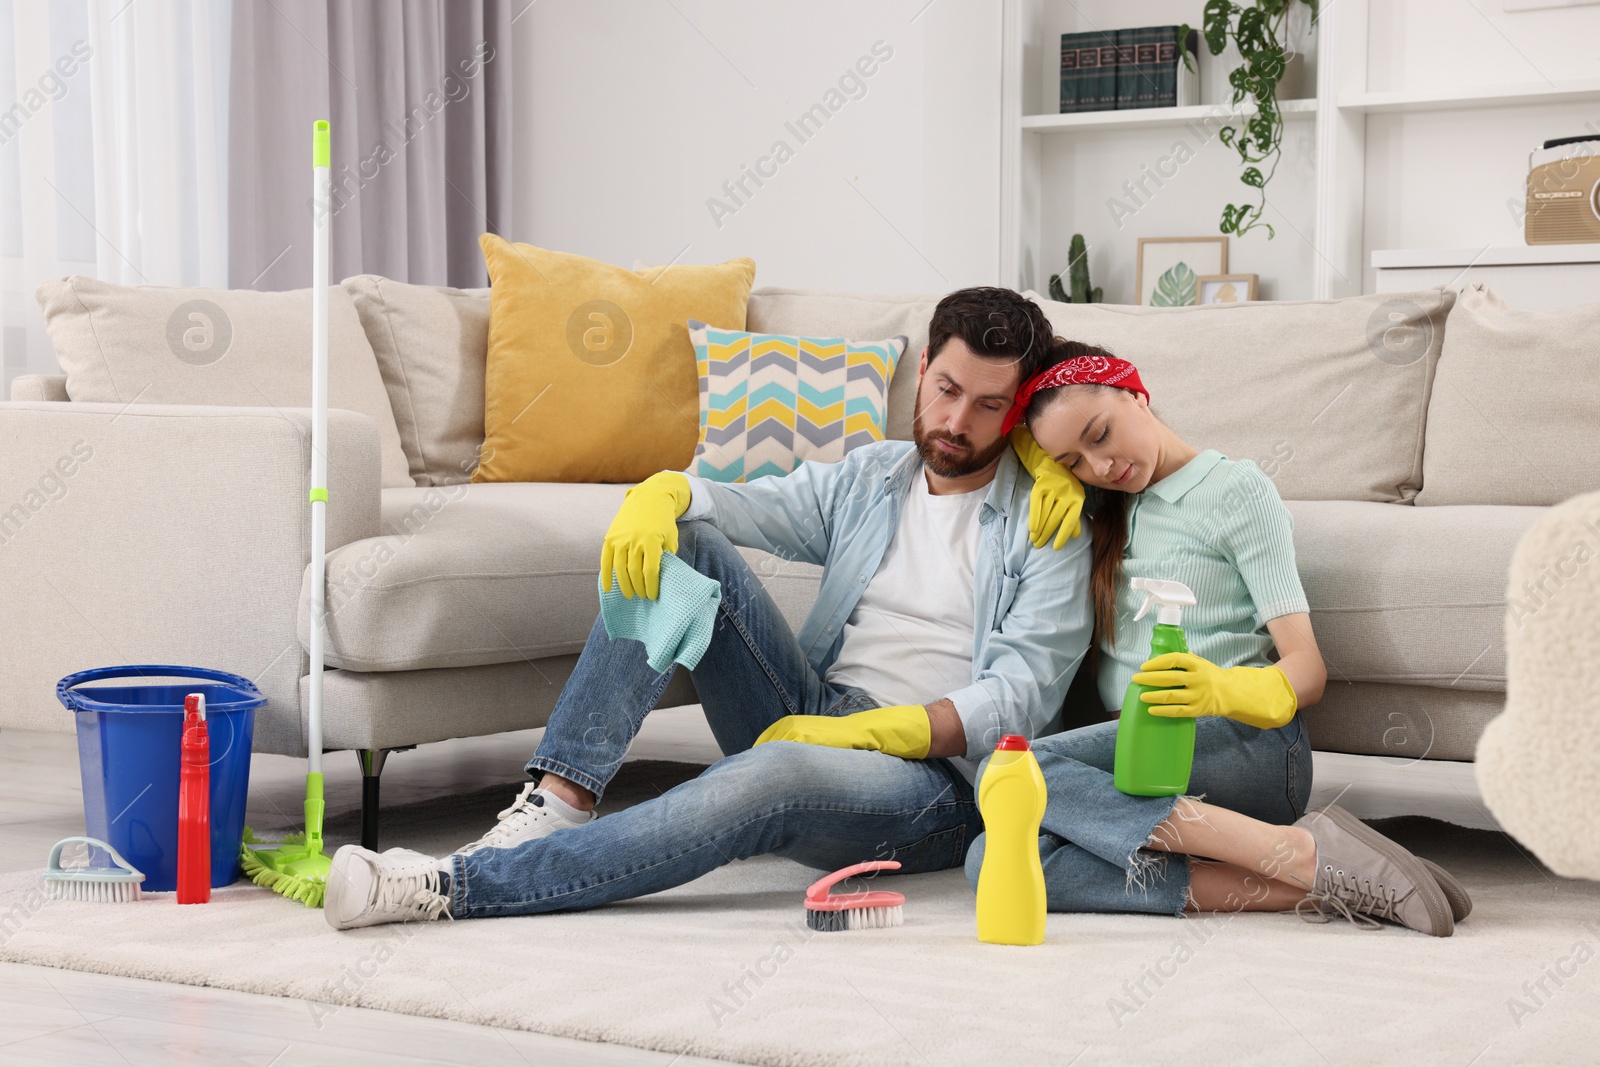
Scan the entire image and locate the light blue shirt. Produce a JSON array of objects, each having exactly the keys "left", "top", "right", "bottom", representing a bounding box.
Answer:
[
  {"left": 683, "top": 441, "right": 1094, "bottom": 771},
  {"left": 1099, "top": 449, "right": 1310, "bottom": 710}
]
